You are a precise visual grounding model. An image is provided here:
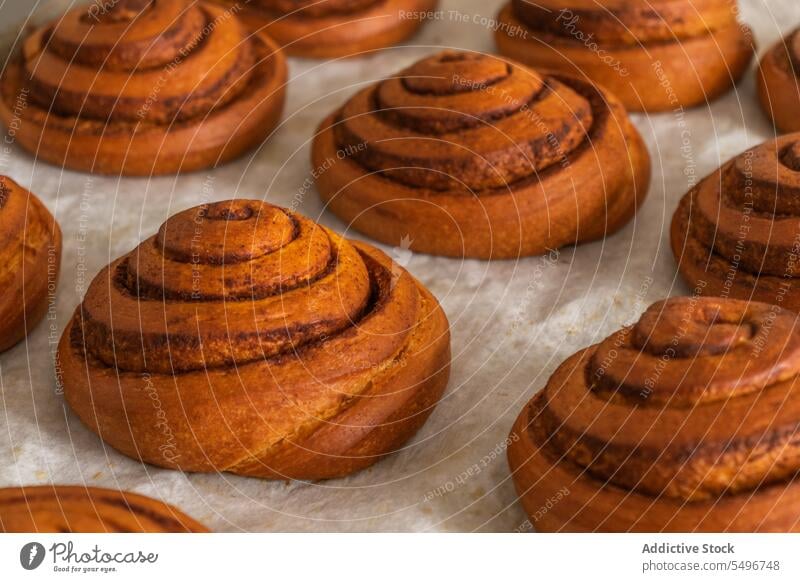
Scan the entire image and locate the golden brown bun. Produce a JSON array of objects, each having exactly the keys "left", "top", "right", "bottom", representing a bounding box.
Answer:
[
  {"left": 0, "top": 0, "right": 286, "bottom": 175},
  {"left": 0, "top": 176, "right": 61, "bottom": 353},
  {"left": 313, "top": 50, "right": 650, "bottom": 259},
  {"left": 509, "top": 297, "right": 800, "bottom": 532},
  {"left": 671, "top": 135, "right": 800, "bottom": 310},
  {"left": 0, "top": 486, "right": 206, "bottom": 532},
  {"left": 757, "top": 28, "right": 800, "bottom": 133},
  {"left": 58, "top": 200, "right": 451, "bottom": 480},
  {"left": 495, "top": 0, "right": 754, "bottom": 112},
  {"left": 210, "top": 0, "right": 437, "bottom": 58}
]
